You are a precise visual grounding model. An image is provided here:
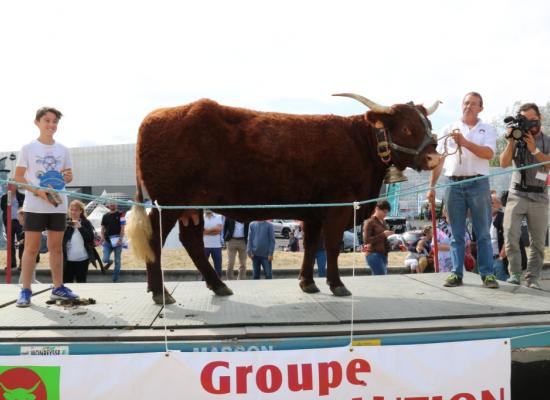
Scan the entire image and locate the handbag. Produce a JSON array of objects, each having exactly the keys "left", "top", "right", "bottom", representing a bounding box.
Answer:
[{"left": 464, "top": 252, "right": 475, "bottom": 272}]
